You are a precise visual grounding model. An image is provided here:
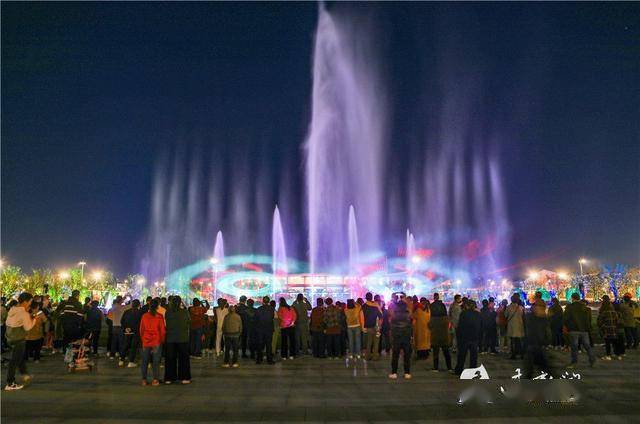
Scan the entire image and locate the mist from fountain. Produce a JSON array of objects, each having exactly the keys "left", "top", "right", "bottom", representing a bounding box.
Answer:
[
  {"left": 272, "top": 206, "right": 288, "bottom": 276},
  {"left": 347, "top": 205, "right": 360, "bottom": 275},
  {"left": 305, "top": 4, "right": 387, "bottom": 273}
]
